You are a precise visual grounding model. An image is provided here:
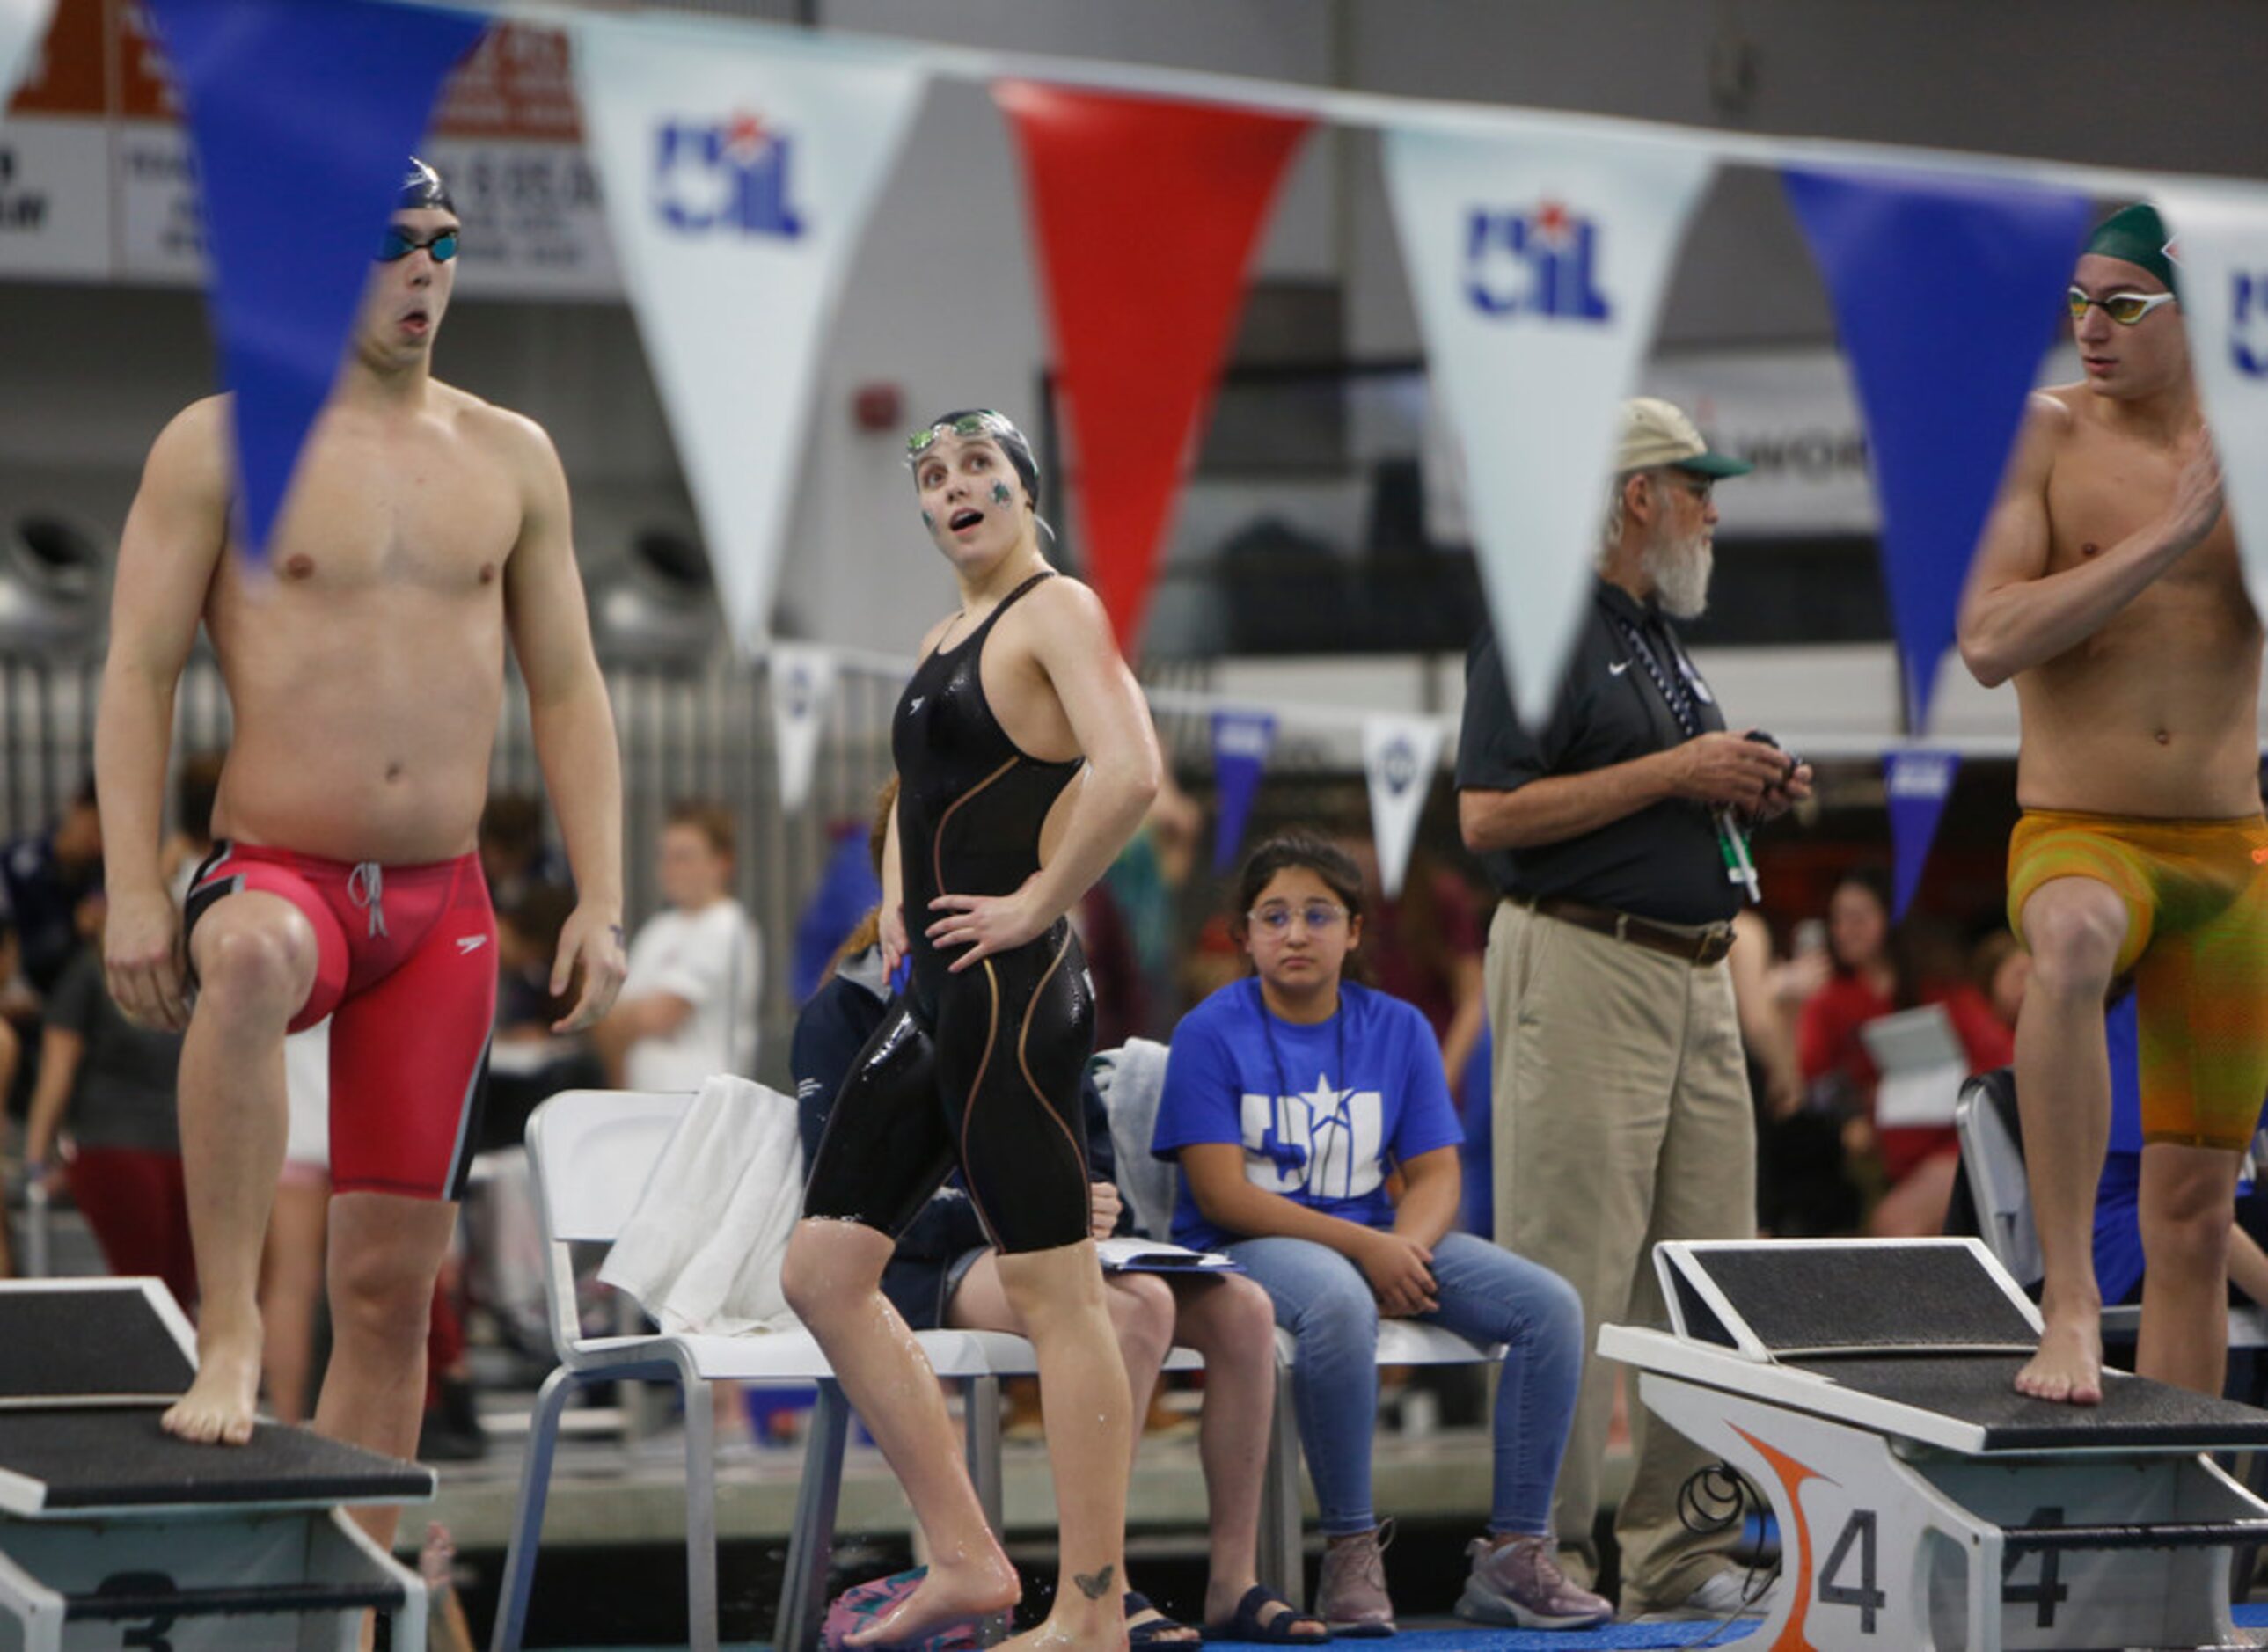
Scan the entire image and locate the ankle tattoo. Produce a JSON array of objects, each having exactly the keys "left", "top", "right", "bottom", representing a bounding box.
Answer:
[{"left": 1074, "top": 1565, "right": 1114, "bottom": 1601}]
